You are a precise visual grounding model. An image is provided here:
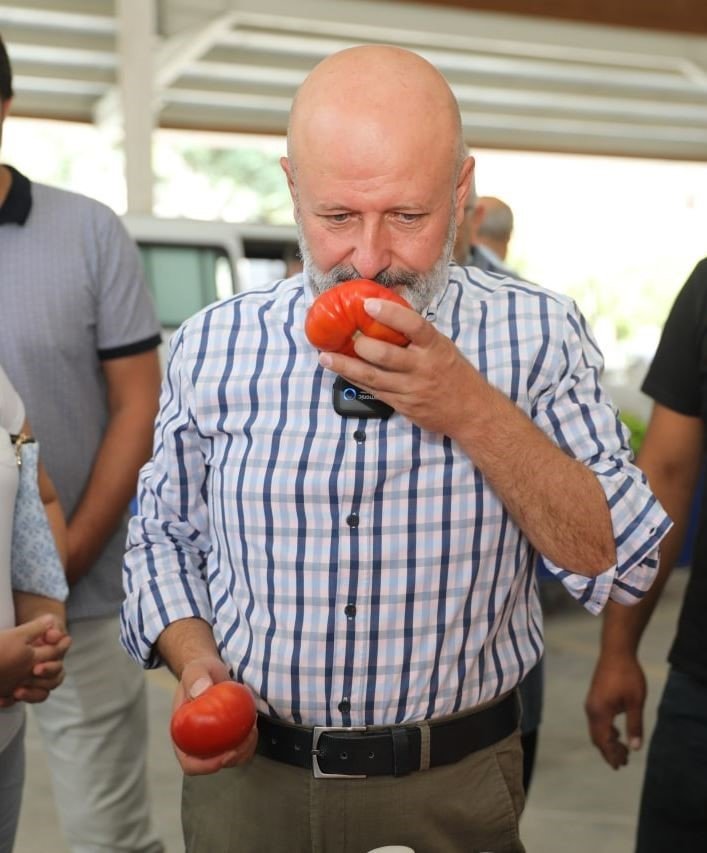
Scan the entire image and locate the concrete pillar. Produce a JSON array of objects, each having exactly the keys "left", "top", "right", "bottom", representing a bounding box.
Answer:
[{"left": 117, "top": 0, "right": 155, "bottom": 213}]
